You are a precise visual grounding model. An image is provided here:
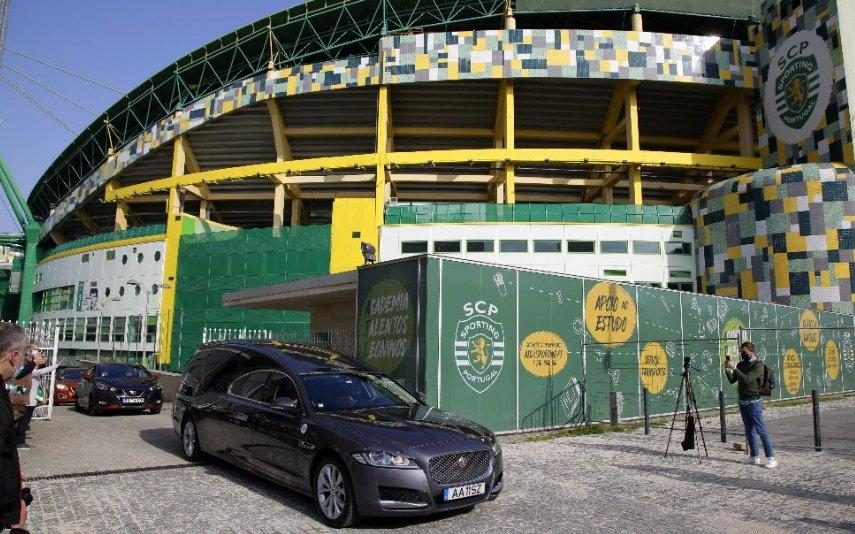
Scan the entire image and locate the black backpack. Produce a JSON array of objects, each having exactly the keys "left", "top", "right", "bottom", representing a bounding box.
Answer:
[{"left": 759, "top": 362, "right": 775, "bottom": 397}]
